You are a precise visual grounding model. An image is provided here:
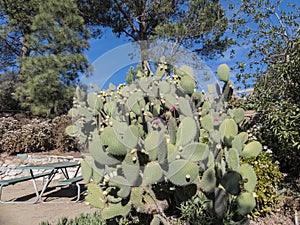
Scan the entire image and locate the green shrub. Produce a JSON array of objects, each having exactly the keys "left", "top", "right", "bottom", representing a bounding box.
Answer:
[
  {"left": 40, "top": 212, "right": 105, "bottom": 225},
  {"left": 239, "top": 122, "right": 284, "bottom": 217},
  {"left": 242, "top": 149, "right": 283, "bottom": 217}
]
